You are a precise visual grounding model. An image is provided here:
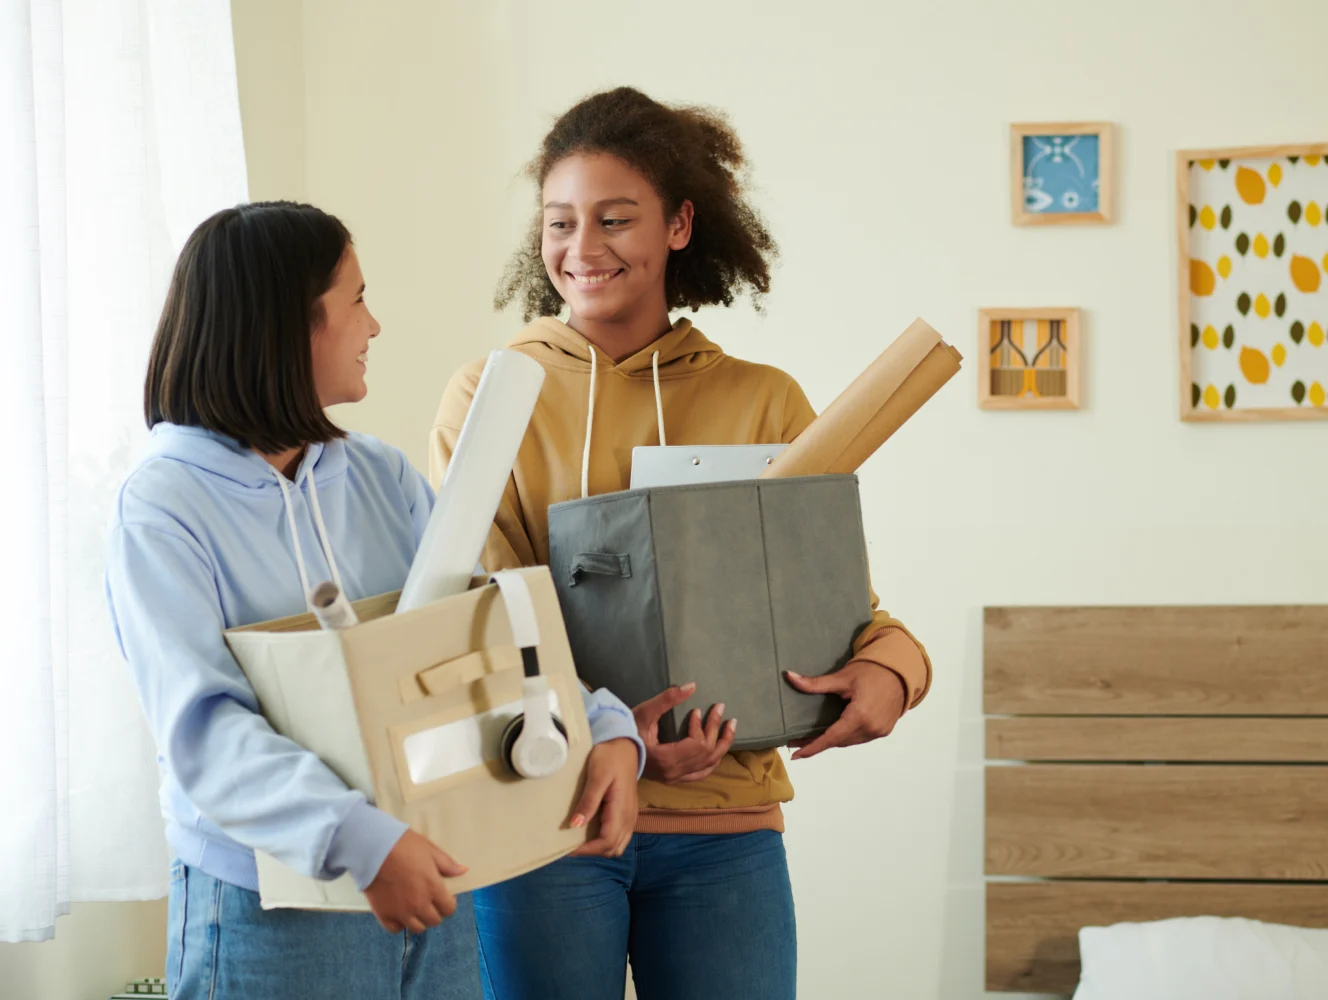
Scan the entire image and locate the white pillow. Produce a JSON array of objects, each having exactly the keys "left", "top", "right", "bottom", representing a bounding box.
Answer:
[{"left": 1073, "top": 916, "right": 1328, "bottom": 1000}]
